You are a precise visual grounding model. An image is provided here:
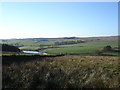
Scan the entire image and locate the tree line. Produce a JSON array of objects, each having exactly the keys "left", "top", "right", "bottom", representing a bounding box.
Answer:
[
  {"left": 1, "top": 44, "right": 20, "bottom": 52},
  {"left": 55, "top": 40, "right": 86, "bottom": 45}
]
